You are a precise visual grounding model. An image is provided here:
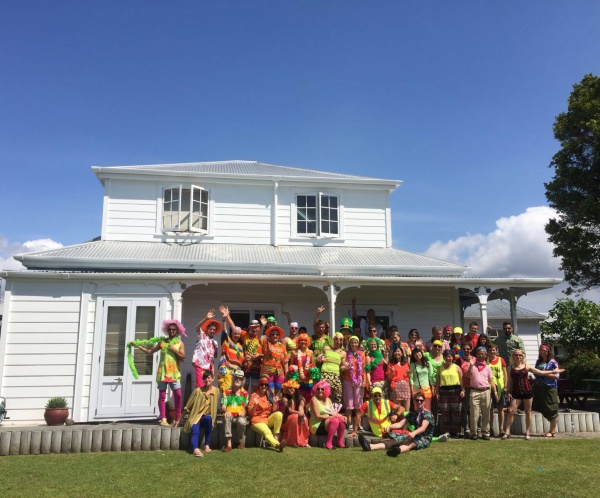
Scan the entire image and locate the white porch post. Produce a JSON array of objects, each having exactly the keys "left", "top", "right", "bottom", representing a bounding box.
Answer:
[
  {"left": 477, "top": 289, "right": 490, "bottom": 332},
  {"left": 328, "top": 283, "right": 338, "bottom": 339},
  {"left": 508, "top": 288, "right": 519, "bottom": 335},
  {"left": 167, "top": 282, "right": 185, "bottom": 322}
]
